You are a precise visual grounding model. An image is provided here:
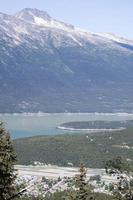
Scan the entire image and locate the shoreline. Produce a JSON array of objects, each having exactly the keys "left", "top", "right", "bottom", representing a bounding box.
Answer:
[
  {"left": 1, "top": 112, "right": 133, "bottom": 117},
  {"left": 57, "top": 126, "right": 125, "bottom": 132}
]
